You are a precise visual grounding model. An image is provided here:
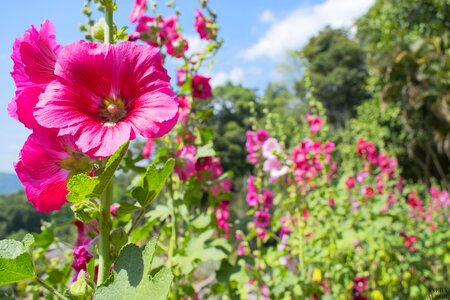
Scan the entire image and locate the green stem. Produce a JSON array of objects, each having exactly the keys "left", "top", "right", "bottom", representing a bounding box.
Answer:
[
  {"left": 103, "top": 2, "right": 114, "bottom": 45},
  {"left": 256, "top": 237, "right": 263, "bottom": 300},
  {"left": 97, "top": 180, "right": 113, "bottom": 285},
  {"left": 167, "top": 176, "right": 178, "bottom": 300},
  {"left": 96, "top": 2, "right": 114, "bottom": 286},
  {"left": 128, "top": 208, "right": 145, "bottom": 235},
  {"left": 36, "top": 277, "right": 68, "bottom": 300},
  {"left": 296, "top": 209, "right": 305, "bottom": 276}
]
